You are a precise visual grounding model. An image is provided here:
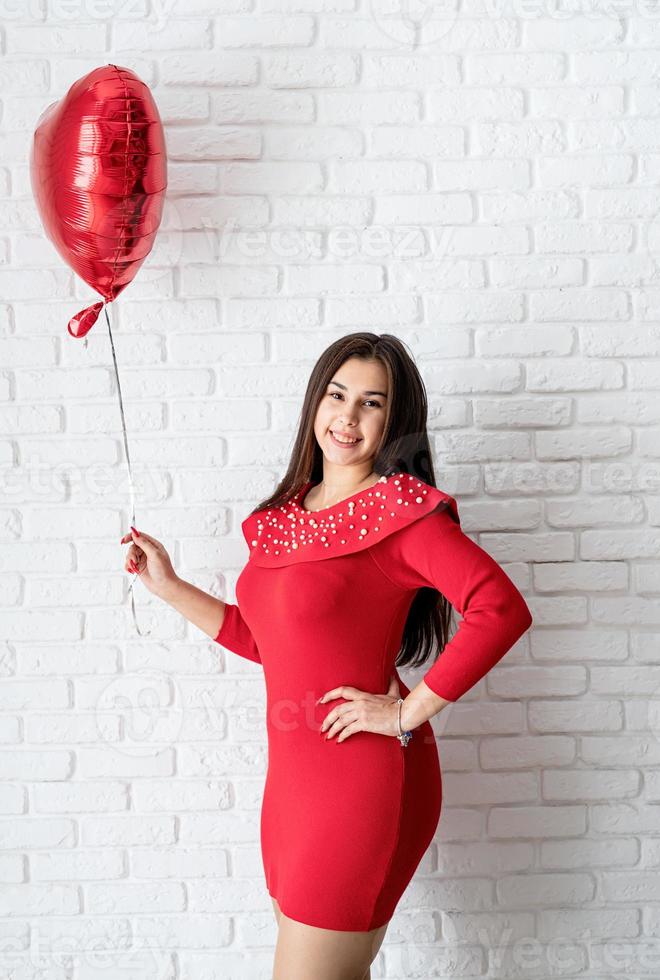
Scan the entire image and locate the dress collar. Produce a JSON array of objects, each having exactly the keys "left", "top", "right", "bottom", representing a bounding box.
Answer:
[{"left": 241, "top": 471, "right": 460, "bottom": 568}]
